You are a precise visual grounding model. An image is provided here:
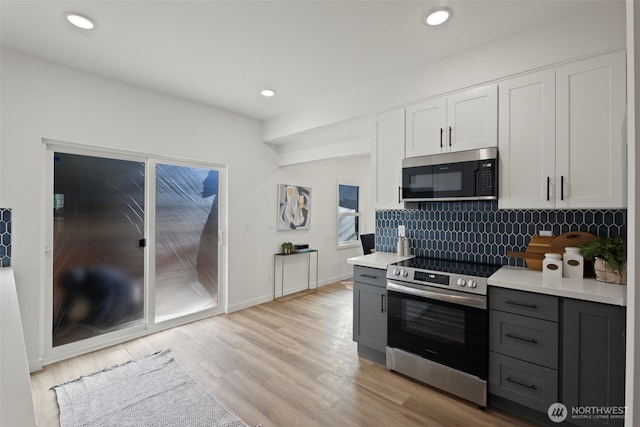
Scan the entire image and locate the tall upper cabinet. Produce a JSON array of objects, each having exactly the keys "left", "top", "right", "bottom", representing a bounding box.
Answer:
[
  {"left": 498, "top": 70, "right": 556, "bottom": 209},
  {"left": 405, "top": 85, "right": 498, "bottom": 157},
  {"left": 499, "top": 51, "right": 626, "bottom": 209},
  {"left": 372, "top": 108, "right": 405, "bottom": 209},
  {"left": 555, "top": 51, "right": 626, "bottom": 209}
]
